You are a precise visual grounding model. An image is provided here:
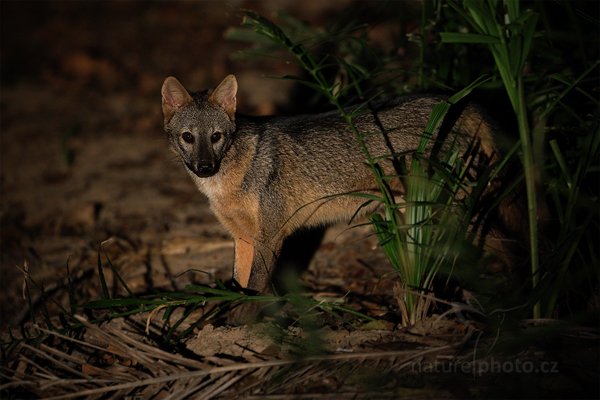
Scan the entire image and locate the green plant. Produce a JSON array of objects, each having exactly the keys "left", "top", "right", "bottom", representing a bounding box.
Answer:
[
  {"left": 440, "top": 0, "right": 599, "bottom": 320},
  {"left": 440, "top": 0, "right": 542, "bottom": 318}
]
